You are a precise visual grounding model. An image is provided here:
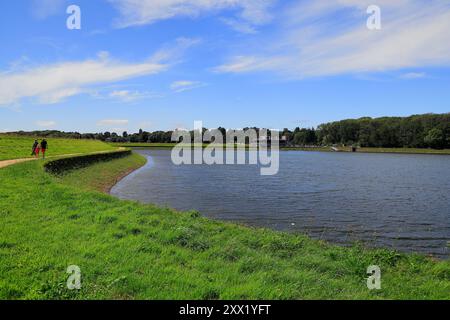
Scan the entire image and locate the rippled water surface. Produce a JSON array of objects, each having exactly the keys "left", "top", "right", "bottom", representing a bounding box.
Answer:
[{"left": 111, "top": 149, "right": 450, "bottom": 258}]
